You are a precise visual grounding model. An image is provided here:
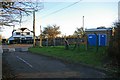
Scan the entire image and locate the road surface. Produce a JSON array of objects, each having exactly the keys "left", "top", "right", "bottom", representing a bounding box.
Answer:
[{"left": 3, "top": 47, "right": 107, "bottom": 78}]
